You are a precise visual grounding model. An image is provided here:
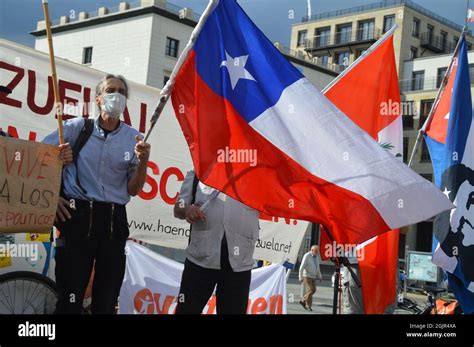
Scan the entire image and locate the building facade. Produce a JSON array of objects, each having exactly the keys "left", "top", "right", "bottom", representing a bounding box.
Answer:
[
  {"left": 291, "top": 0, "right": 473, "bottom": 79},
  {"left": 290, "top": 0, "right": 474, "bottom": 262},
  {"left": 32, "top": 0, "right": 197, "bottom": 89},
  {"left": 31, "top": 0, "right": 338, "bottom": 91}
]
